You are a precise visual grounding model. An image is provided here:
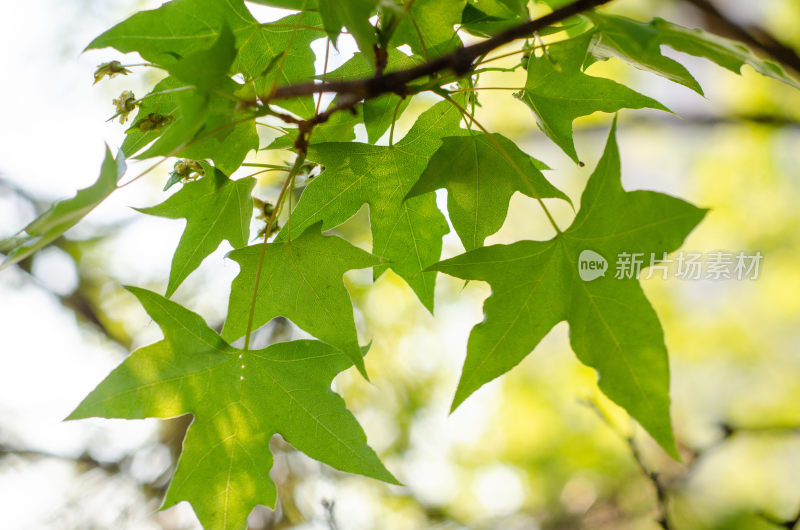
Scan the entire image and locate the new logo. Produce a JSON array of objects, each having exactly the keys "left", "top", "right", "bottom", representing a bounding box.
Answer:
[{"left": 578, "top": 250, "right": 608, "bottom": 281}]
